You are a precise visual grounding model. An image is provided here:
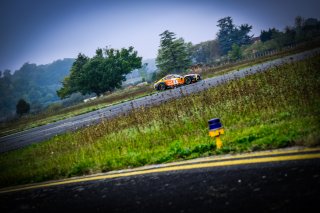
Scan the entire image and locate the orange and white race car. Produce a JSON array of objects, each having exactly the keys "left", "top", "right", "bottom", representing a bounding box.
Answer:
[{"left": 154, "top": 74, "right": 201, "bottom": 91}]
